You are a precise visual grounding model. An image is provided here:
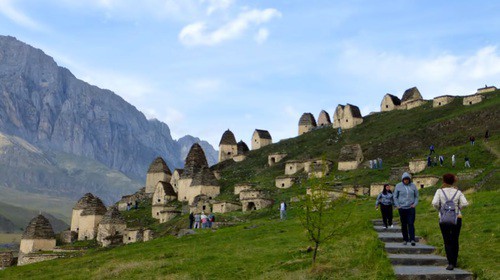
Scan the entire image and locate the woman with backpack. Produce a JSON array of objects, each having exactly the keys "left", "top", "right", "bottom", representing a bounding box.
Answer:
[
  {"left": 375, "top": 184, "right": 394, "bottom": 229},
  {"left": 431, "top": 173, "right": 469, "bottom": 271}
]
